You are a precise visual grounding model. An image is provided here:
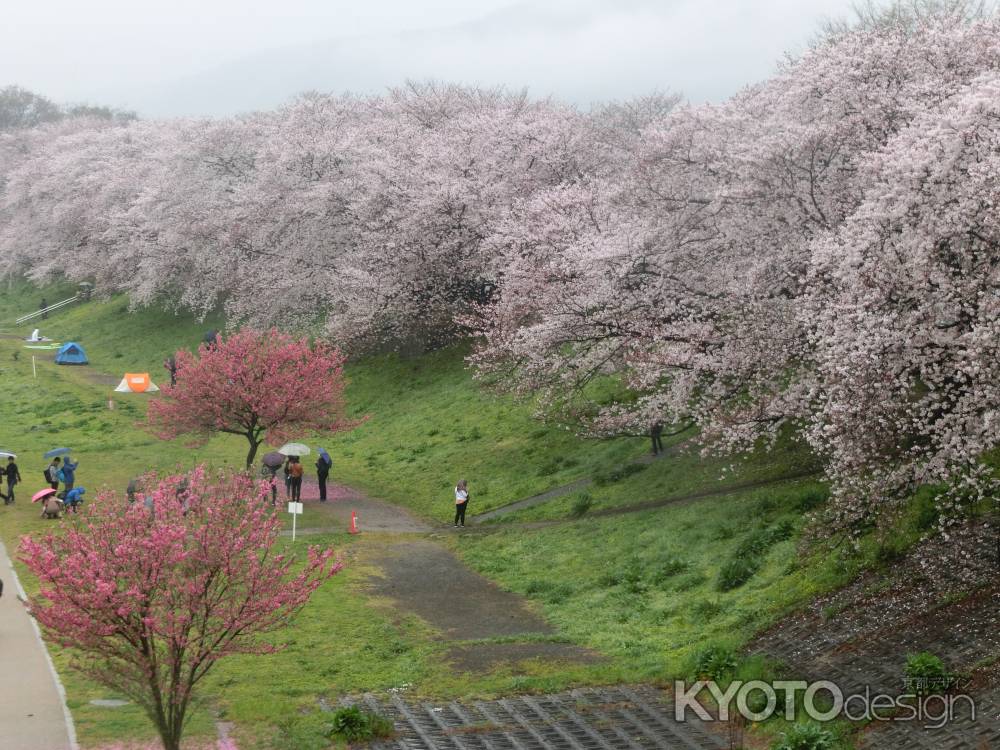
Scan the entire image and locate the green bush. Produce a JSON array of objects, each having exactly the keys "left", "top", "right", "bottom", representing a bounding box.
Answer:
[
  {"left": 690, "top": 644, "right": 738, "bottom": 680},
  {"left": 570, "top": 492, "right": 594, "bottom": 518},
  {"left": 651, "top": 555, "right": 689, "bottom": 583},
  {"left": 594, "top": 462, "right": 646, "bottom": 486},
  {"left": 771, "top": 722, "right": 834, "bottom": 750},
  {"left": 329, "top": 705, "right": 394, "bottom": 743},
  {"left": 905, "top": 651, "right": 952, "bottom": 695},
  {"left": 795, "top": 487, "right": 830, "bottom": 512},
  {"left": 717, "top": 555, "right": 762, "bottom": 591},
  {"left": 690, "top": 598, "right": 723, "bottom": 620}
]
